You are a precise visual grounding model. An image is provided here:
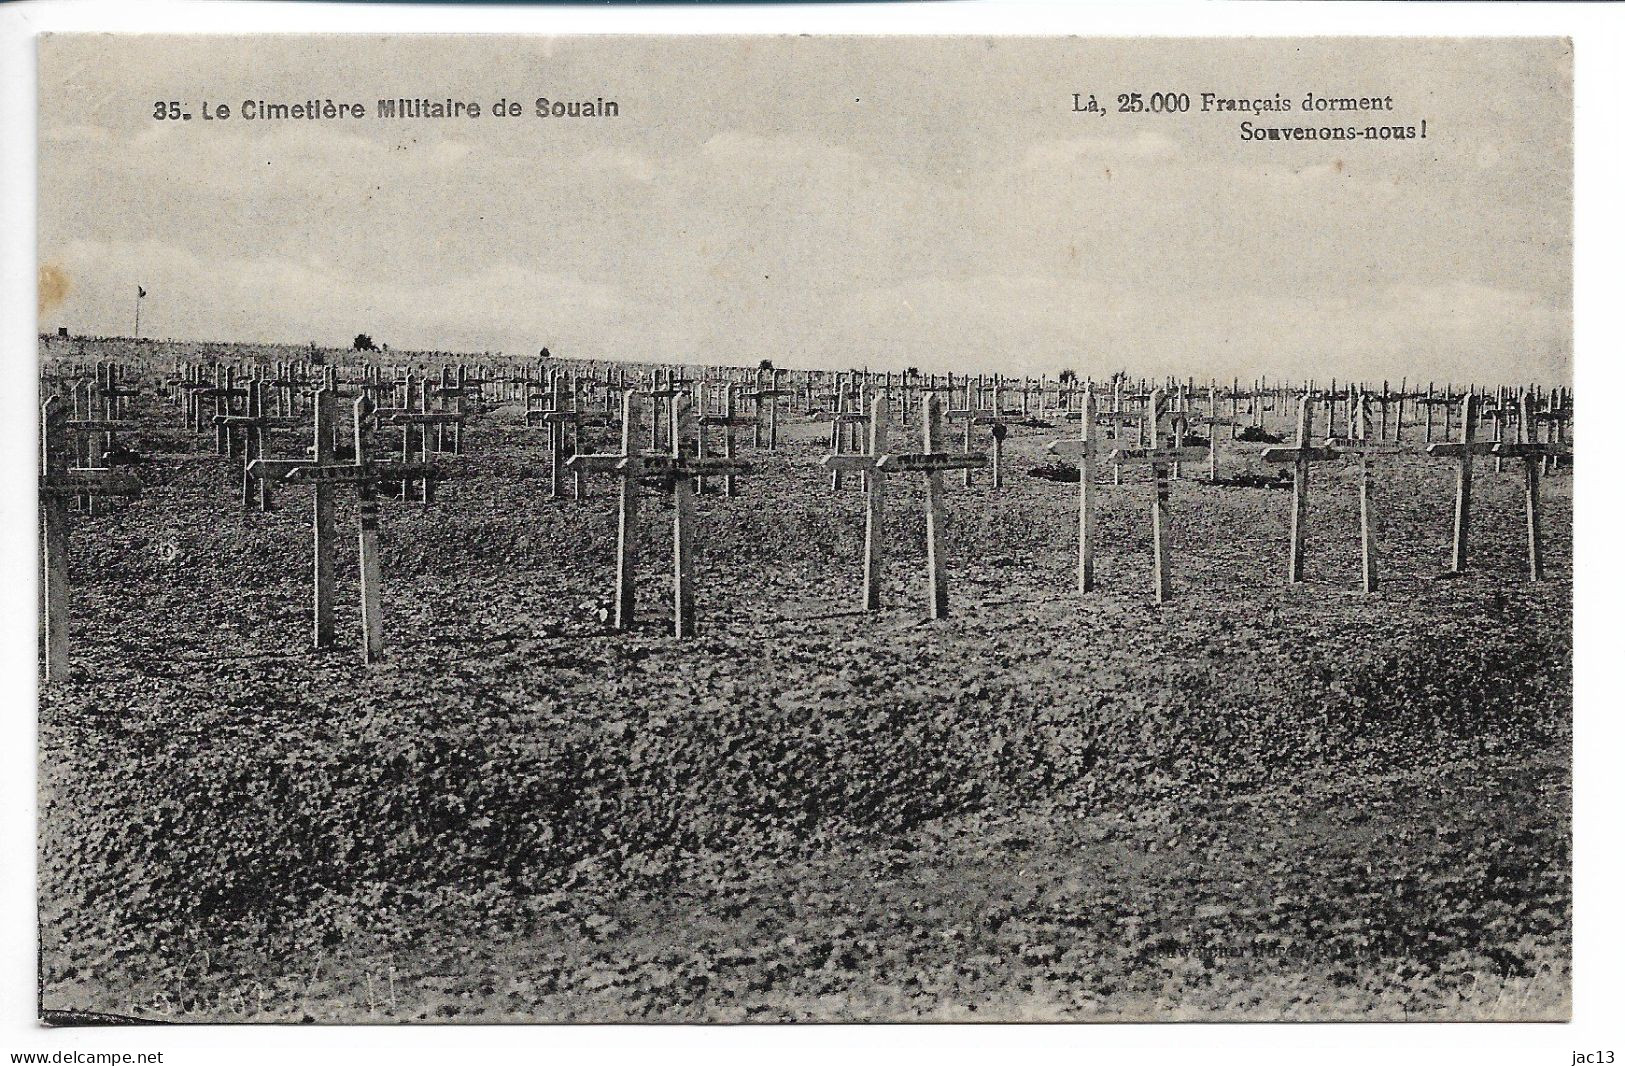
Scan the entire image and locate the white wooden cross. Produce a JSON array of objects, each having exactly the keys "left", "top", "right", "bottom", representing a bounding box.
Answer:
[
  {"left": 215, "top": 379, "right": 302, "bottom": 510},
  {"left": 1490, "top": 391, "right": 1568, "bottom": 582},
  {"left": 875, "top": 392, "right": 987, "bottom": 619},
  {"left": 428, "top": 365, "right": 470, "bottom": 455},
  {"left": 697, "top": 384, "right": 752, "bottom": 498},
  {"left": 384, "top": 373, "right": 458, "bottom": 505},
  {"left": 1261, "top": 394, "right": 1341, "bottom": 585},
  {"left": 59, "top": 400, "right": 136, "bottom": 517},
  {"left": 627, "top": 397, "right": 750, "bottom": 637},
  {"left": 40, "top": 396, "right": 141, "bottom": 682},
  {"left": 1108, "top": 389, "right": 1207, "bottom": 602},
  {"left": 567, "top": 390, "right": 646, "bottom": 629},
  {"left": 196, "top": 368, "right": 249, "bottom": 457},
  {"left": 821, "top": 393, "right": 890, "bottom": 610},
  {"left": 1185, "top": 385, "right": 1238, "bottom": 483},
  {"left": 826, "top": 384, "right": 871, "bottom": 492},
  {"left": 748, "top": 371, "right": 795, "bottom": 450},
  {"left": 943, "top": 380, "right": 984, "bottom": 488},
  {"left": 970, "top": 384, "right": 1018, "bottom": 490},
  {"left": 255, "top": 388, "right": 443, "bottom": 663},
  {"left": 642, "top": 377, "right": 684, "bottom": 455},
  {"left": 1424, "top": 392, "right": 1499, "bottom": 575},
  {"left": 1045, "top": 385, "right": 1100, "bottom": 593},
  {"left": 572, "top": 392, "right": 749, "bottom": 637},
  {"left": 533, "top": 403, "right": 586, "bottom": 501},
  {"left": 1533, "top": 390, "right": 1570, "bottom": 474},
  {"left": 1323, "top": 389, "right": 1413, "bottom": 593}
]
